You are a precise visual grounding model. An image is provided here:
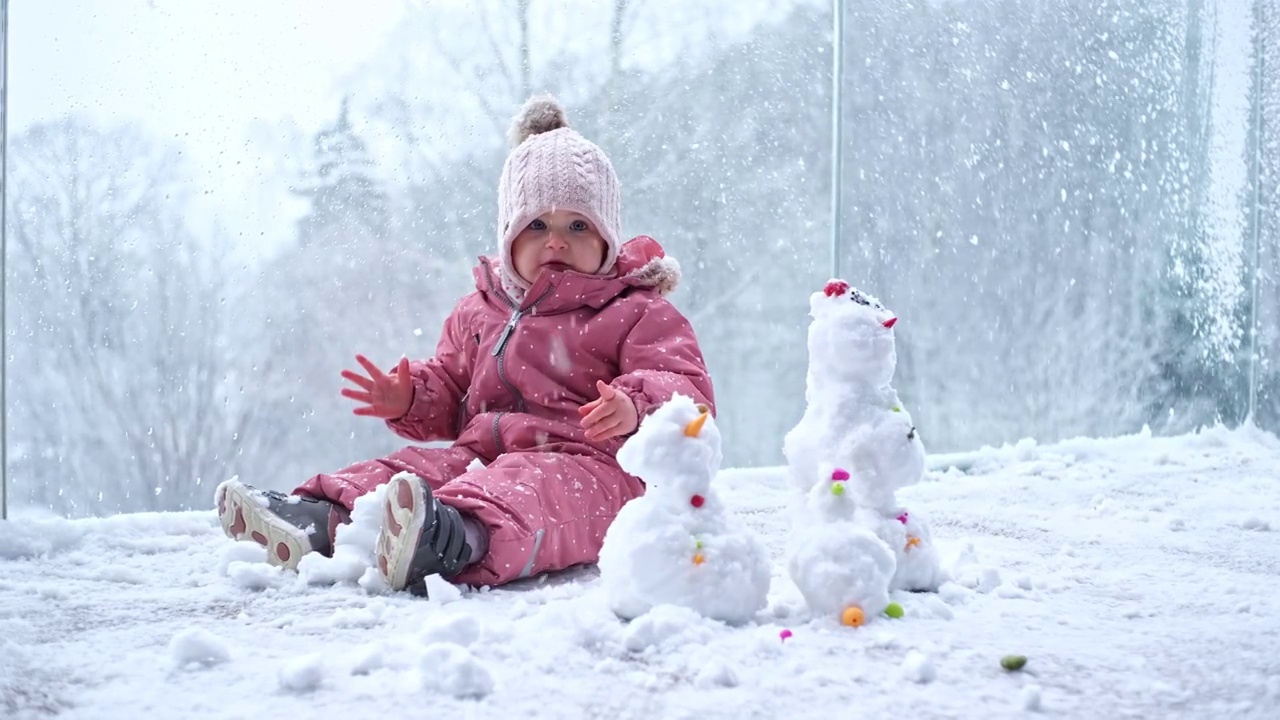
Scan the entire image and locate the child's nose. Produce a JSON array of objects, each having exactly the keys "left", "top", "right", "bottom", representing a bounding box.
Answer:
[{"left": 546, "top": 230, "right": 568, "bottom": 249}]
